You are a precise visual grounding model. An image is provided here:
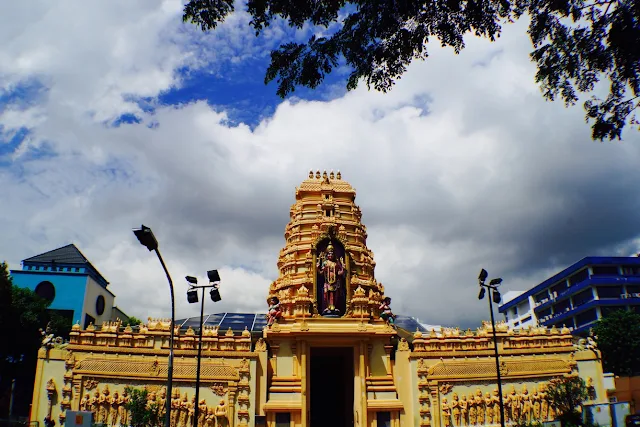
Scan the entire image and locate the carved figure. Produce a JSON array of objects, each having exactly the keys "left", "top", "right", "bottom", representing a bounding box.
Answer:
[
  {"left": 459, "top": 394, "right": 468, "bottom": 427},
  {"left": 80, "top": 394, "right": 90, "bottom": 411},
  {"left": 451, "top": 393, "right": 461, "bottom": 426},
  {"left": 484, "top": 392, "right": 493, "bottom": 425},
  {"left": 442, "top": 398, "right": 452, "bottom": 427},
  {"left": 587, "top": 377, "right": 597, "bottom": 400},
  {"left": 379, "top": 297, "right": 396, "bottom": 326},
  {"left": 521, "top": 385, "right": 532, "bottom": 423},
  {"left": 474, "top": 390, "right": 485, "bottom": 425},
  {"left": 197, "top": 399, "right": 207, "bottom": 427},
  {"left": 188, "top": 396, "right": 196, "bottom": 427},
  {"left": 89, "top": 389, "right": 100, "bottom": 415},
  {"left": 215, "top": 400, "right": 228, "bottom": 427},
  {"left": 491, "top": 389, "right": 502, "bottom": 425},
  {"left": 118, "top": 389, "right": 129, "bottom": 426},
  {"left": 205, "top": 407, "right": 215, "bottom": 427},
  {"left": 532, "top": 390, "right": 541, "bottom": 421},
  {"left": 508, "top": 386, "right": 520, "bottom": 423},
  {"left": 468, "top": 393, "right": 477, "bottom": 426},
  {"left": 502, "top": 393, "right": 510, "bottom": 424},
  {"left": 39, "top": 322, "right": 55, "bottom": 348},
  {"left": 170, "top": 390, "right": 181, "bottom": 427},
  {"left": 178, "top": 393, "right": 190, "bottom": 427},
  {"left": 316, "top": 241, "right": 345, "bottom": 315},
  {"left": 538, "top": 383, "right": 548, "bottom": 421},
  {"left": 109, "top": 391, "right": 119, "bottom": 426},
  {"left": 98, "top": 385, "right": 110, "bottom": 424},
  {"left": 157, "top": 388, "right": 166, "bottom": 421},
  {"left": 266, "top": 297, "right": 282, "bottom": 327}
]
